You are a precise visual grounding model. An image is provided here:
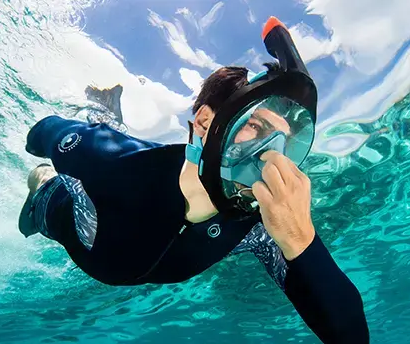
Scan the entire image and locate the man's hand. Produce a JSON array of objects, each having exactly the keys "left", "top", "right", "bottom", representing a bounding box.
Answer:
[{"left": 252, "top": 151, "right": 315, "bottom": 261}]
